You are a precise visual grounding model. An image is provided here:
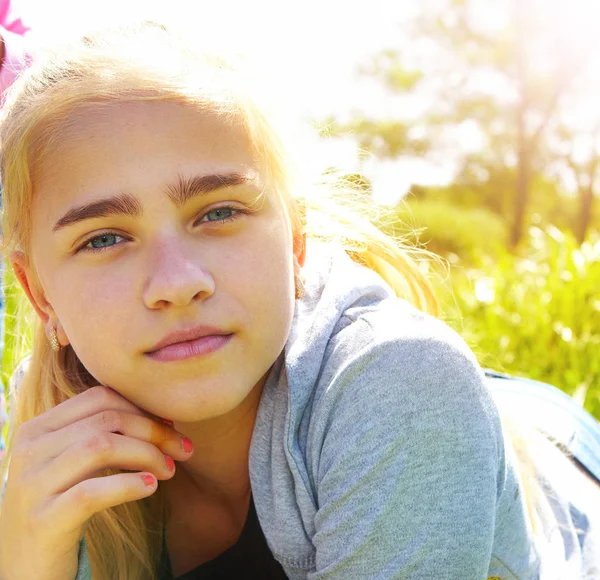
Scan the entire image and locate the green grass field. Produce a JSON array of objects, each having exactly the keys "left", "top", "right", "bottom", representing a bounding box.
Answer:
[{"left": 436, "top": 225, "right": 600, "bottom": 419}]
